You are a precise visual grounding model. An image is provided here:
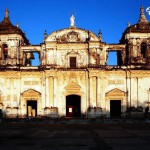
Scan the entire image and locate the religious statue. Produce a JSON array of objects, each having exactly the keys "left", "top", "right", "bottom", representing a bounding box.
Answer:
[
  {"left": 70, "top": 15, "right": 75, "bottom": 27},
  {"left": 146, "top": 7, "right": 150, "bottom": 15}
]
